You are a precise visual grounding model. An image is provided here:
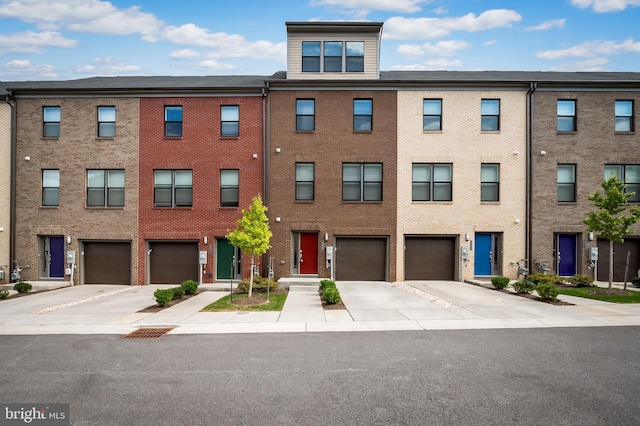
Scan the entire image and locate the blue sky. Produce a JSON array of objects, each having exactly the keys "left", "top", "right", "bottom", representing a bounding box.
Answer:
[{"left": 1, "top": 0, "right": 640, "bottom": 80}]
